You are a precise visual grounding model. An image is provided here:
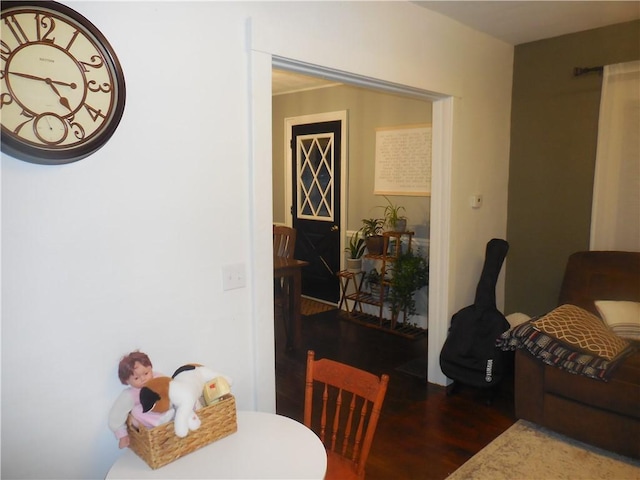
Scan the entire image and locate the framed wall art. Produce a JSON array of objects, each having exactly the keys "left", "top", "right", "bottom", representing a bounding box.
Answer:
[{"left": 374, "top": 124, "right": 431, "bottom": 196}]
